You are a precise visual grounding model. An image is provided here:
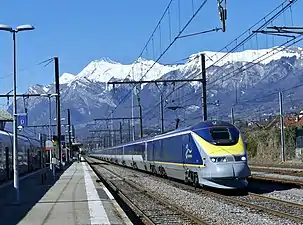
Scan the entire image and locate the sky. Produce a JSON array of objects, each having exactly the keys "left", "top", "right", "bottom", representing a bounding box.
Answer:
[{"left": 0, "top": 0, "right": 302, "bottom": 107}]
